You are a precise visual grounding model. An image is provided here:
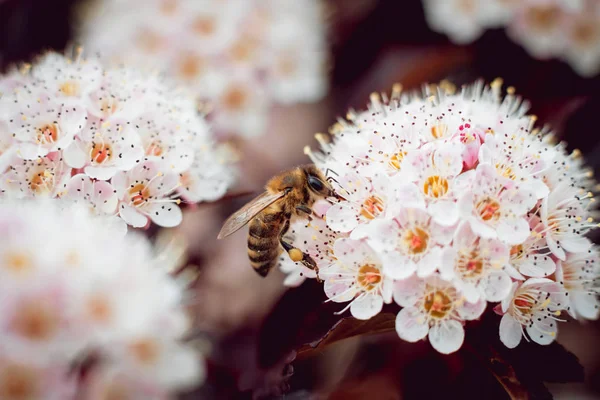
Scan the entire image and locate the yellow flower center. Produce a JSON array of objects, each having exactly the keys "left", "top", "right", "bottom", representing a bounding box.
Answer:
[
  {"left": 145, "top": 141, "right": 163, "bottom": 157},
  {"left": 526, "top": 6, "right": 560, "bottom": 31},
  {"left": 475, "top": 197, "right": 501, "bottom": 221},
  {"left": 36, "top": 124, "right": 58, "bottom": 145},
  {"left": 360, "top": 196, "right": 385, "bottom": 220},
  {"left": 129, "top": 339, "right": 160, "bottom": 365},
  {"left": 91, "top": 142, "right": 112, "bottom": 164},
  {"left": 458, "top": 250, "right": 484, "bottom": 279},
  {"left": 431, "top": 123, "right": 447, "bottom": 139},
  {"left": 402, "top": 227, "right": 429, "bottom": 255},
  {"left": 389, "top": 151, "right": 406, "bottom": 171},
  {"left": 86, "top": 294, "right": 112, "bottom": 325},
  {"left": 356, "top": 264, "right": 382, "bottom": 291},
  {"left": 192, "top": 17, "right": 216, "bottom": 36},
  {"left": 424, "top": 291, "right": 452, "bottom": 319},
  {"left": 222, "top": 87, "right": 248, "bottom": 111},
  {"left": 59, "top": 81, "right": 79, "bottom": 97},
  {"left": 495, "top": 163, "right": 516, "bottom": 180},
  {"left": 128, "top": 184, "right": 150, "bottom": 207},
  {"left": 0, "top": 364, "right": 38, "bottom": 400},
  {"left": 178, "top": 54, "right": 204, "bottom": 80},
  {"left": 12, "top": 301, "right": 59, "bottom": 342},
  {"left": 3, "top": 252, "right": 32, "bottom": 275},
  {"left": 423, "top": 175, "right": 449, "bottom": 198},
  {"left": 29, "top": 169, "right": 54, "bottom": 195}
]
